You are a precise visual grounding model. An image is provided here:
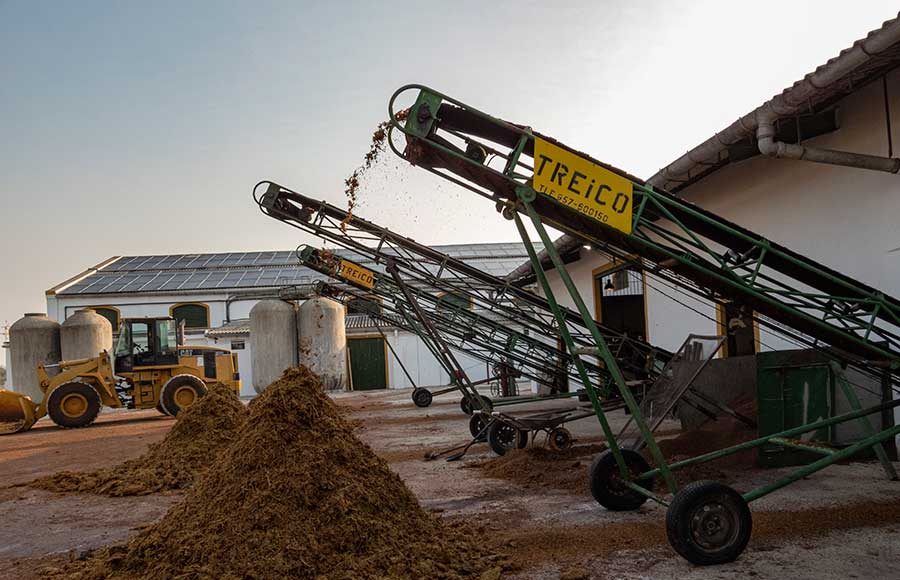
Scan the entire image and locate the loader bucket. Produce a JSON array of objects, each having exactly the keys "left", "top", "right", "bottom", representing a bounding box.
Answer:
[{"left": 0, "top": 390, "right": 39, "bottom": 435}]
